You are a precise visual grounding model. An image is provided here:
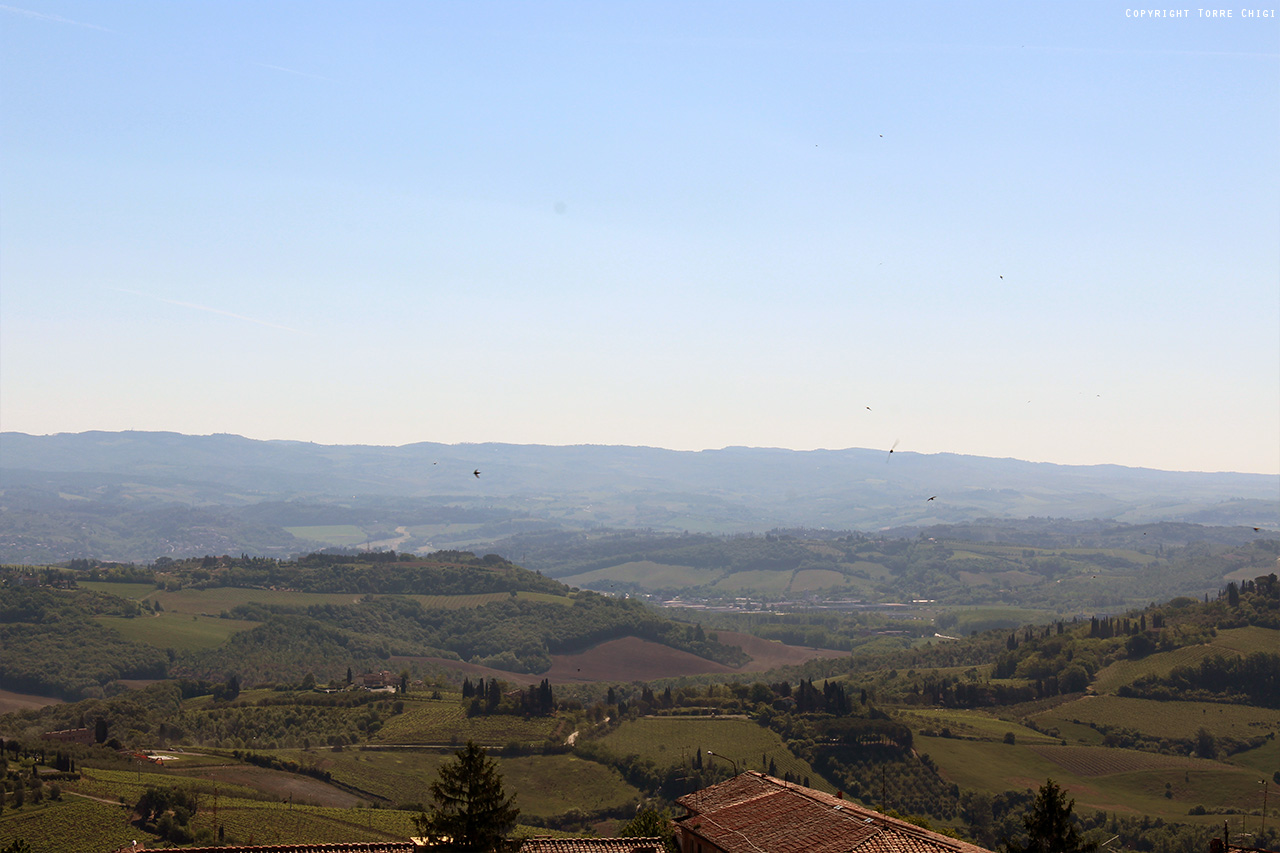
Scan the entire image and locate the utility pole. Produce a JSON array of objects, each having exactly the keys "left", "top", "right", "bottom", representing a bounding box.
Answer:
[{"left": 1262, "top": 780, "right": 1269, "bottom": 839}]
